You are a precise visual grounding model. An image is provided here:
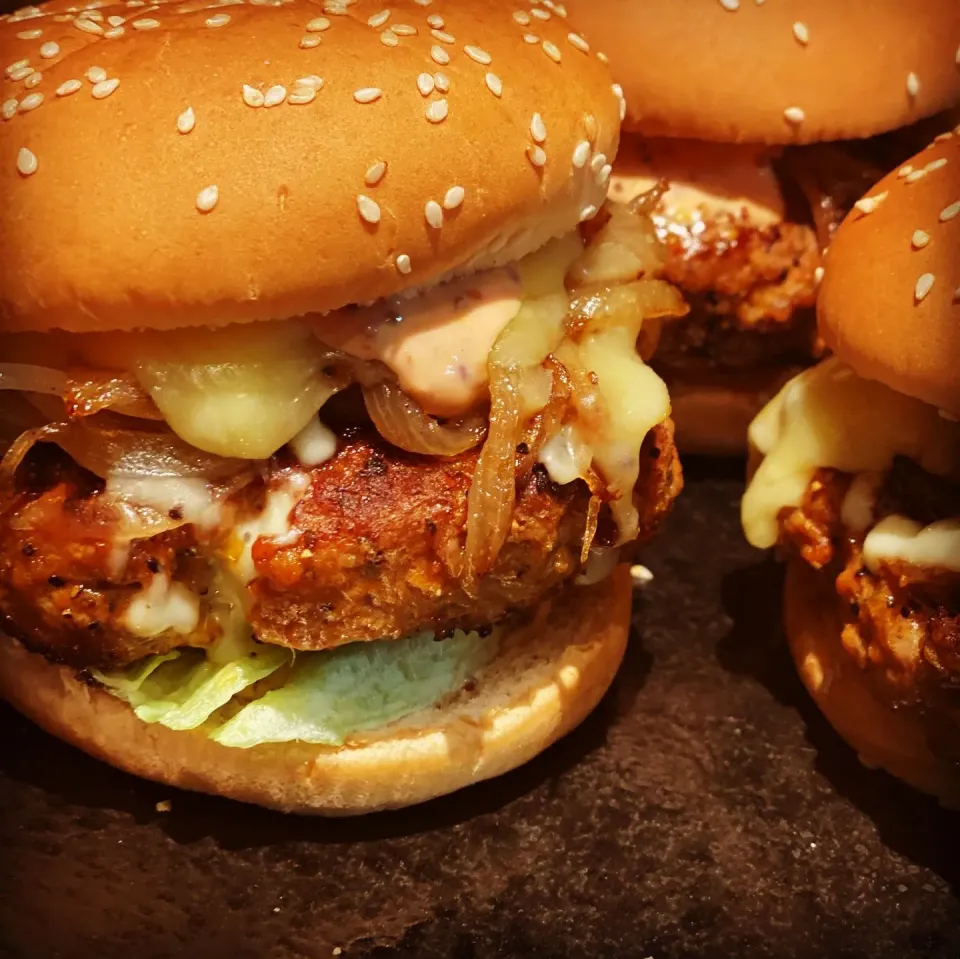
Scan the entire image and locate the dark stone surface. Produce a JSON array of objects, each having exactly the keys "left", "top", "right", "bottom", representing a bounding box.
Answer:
[{"left": 2, "top": 463, "right": 959, "bottom": 959}]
